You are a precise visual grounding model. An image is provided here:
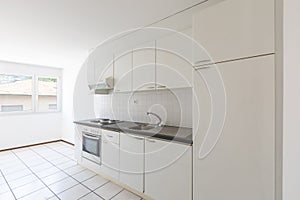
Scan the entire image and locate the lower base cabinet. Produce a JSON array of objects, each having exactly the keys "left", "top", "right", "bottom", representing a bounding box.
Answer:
[
  {"left": 145, "top": 138, "right": 192, "bottom": 200},
  {"left": 102, "top": 130, "right": 120, "bottom": 180},
  {"left": 119, "top": 134, "right": 144, "bottom": 192}
]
